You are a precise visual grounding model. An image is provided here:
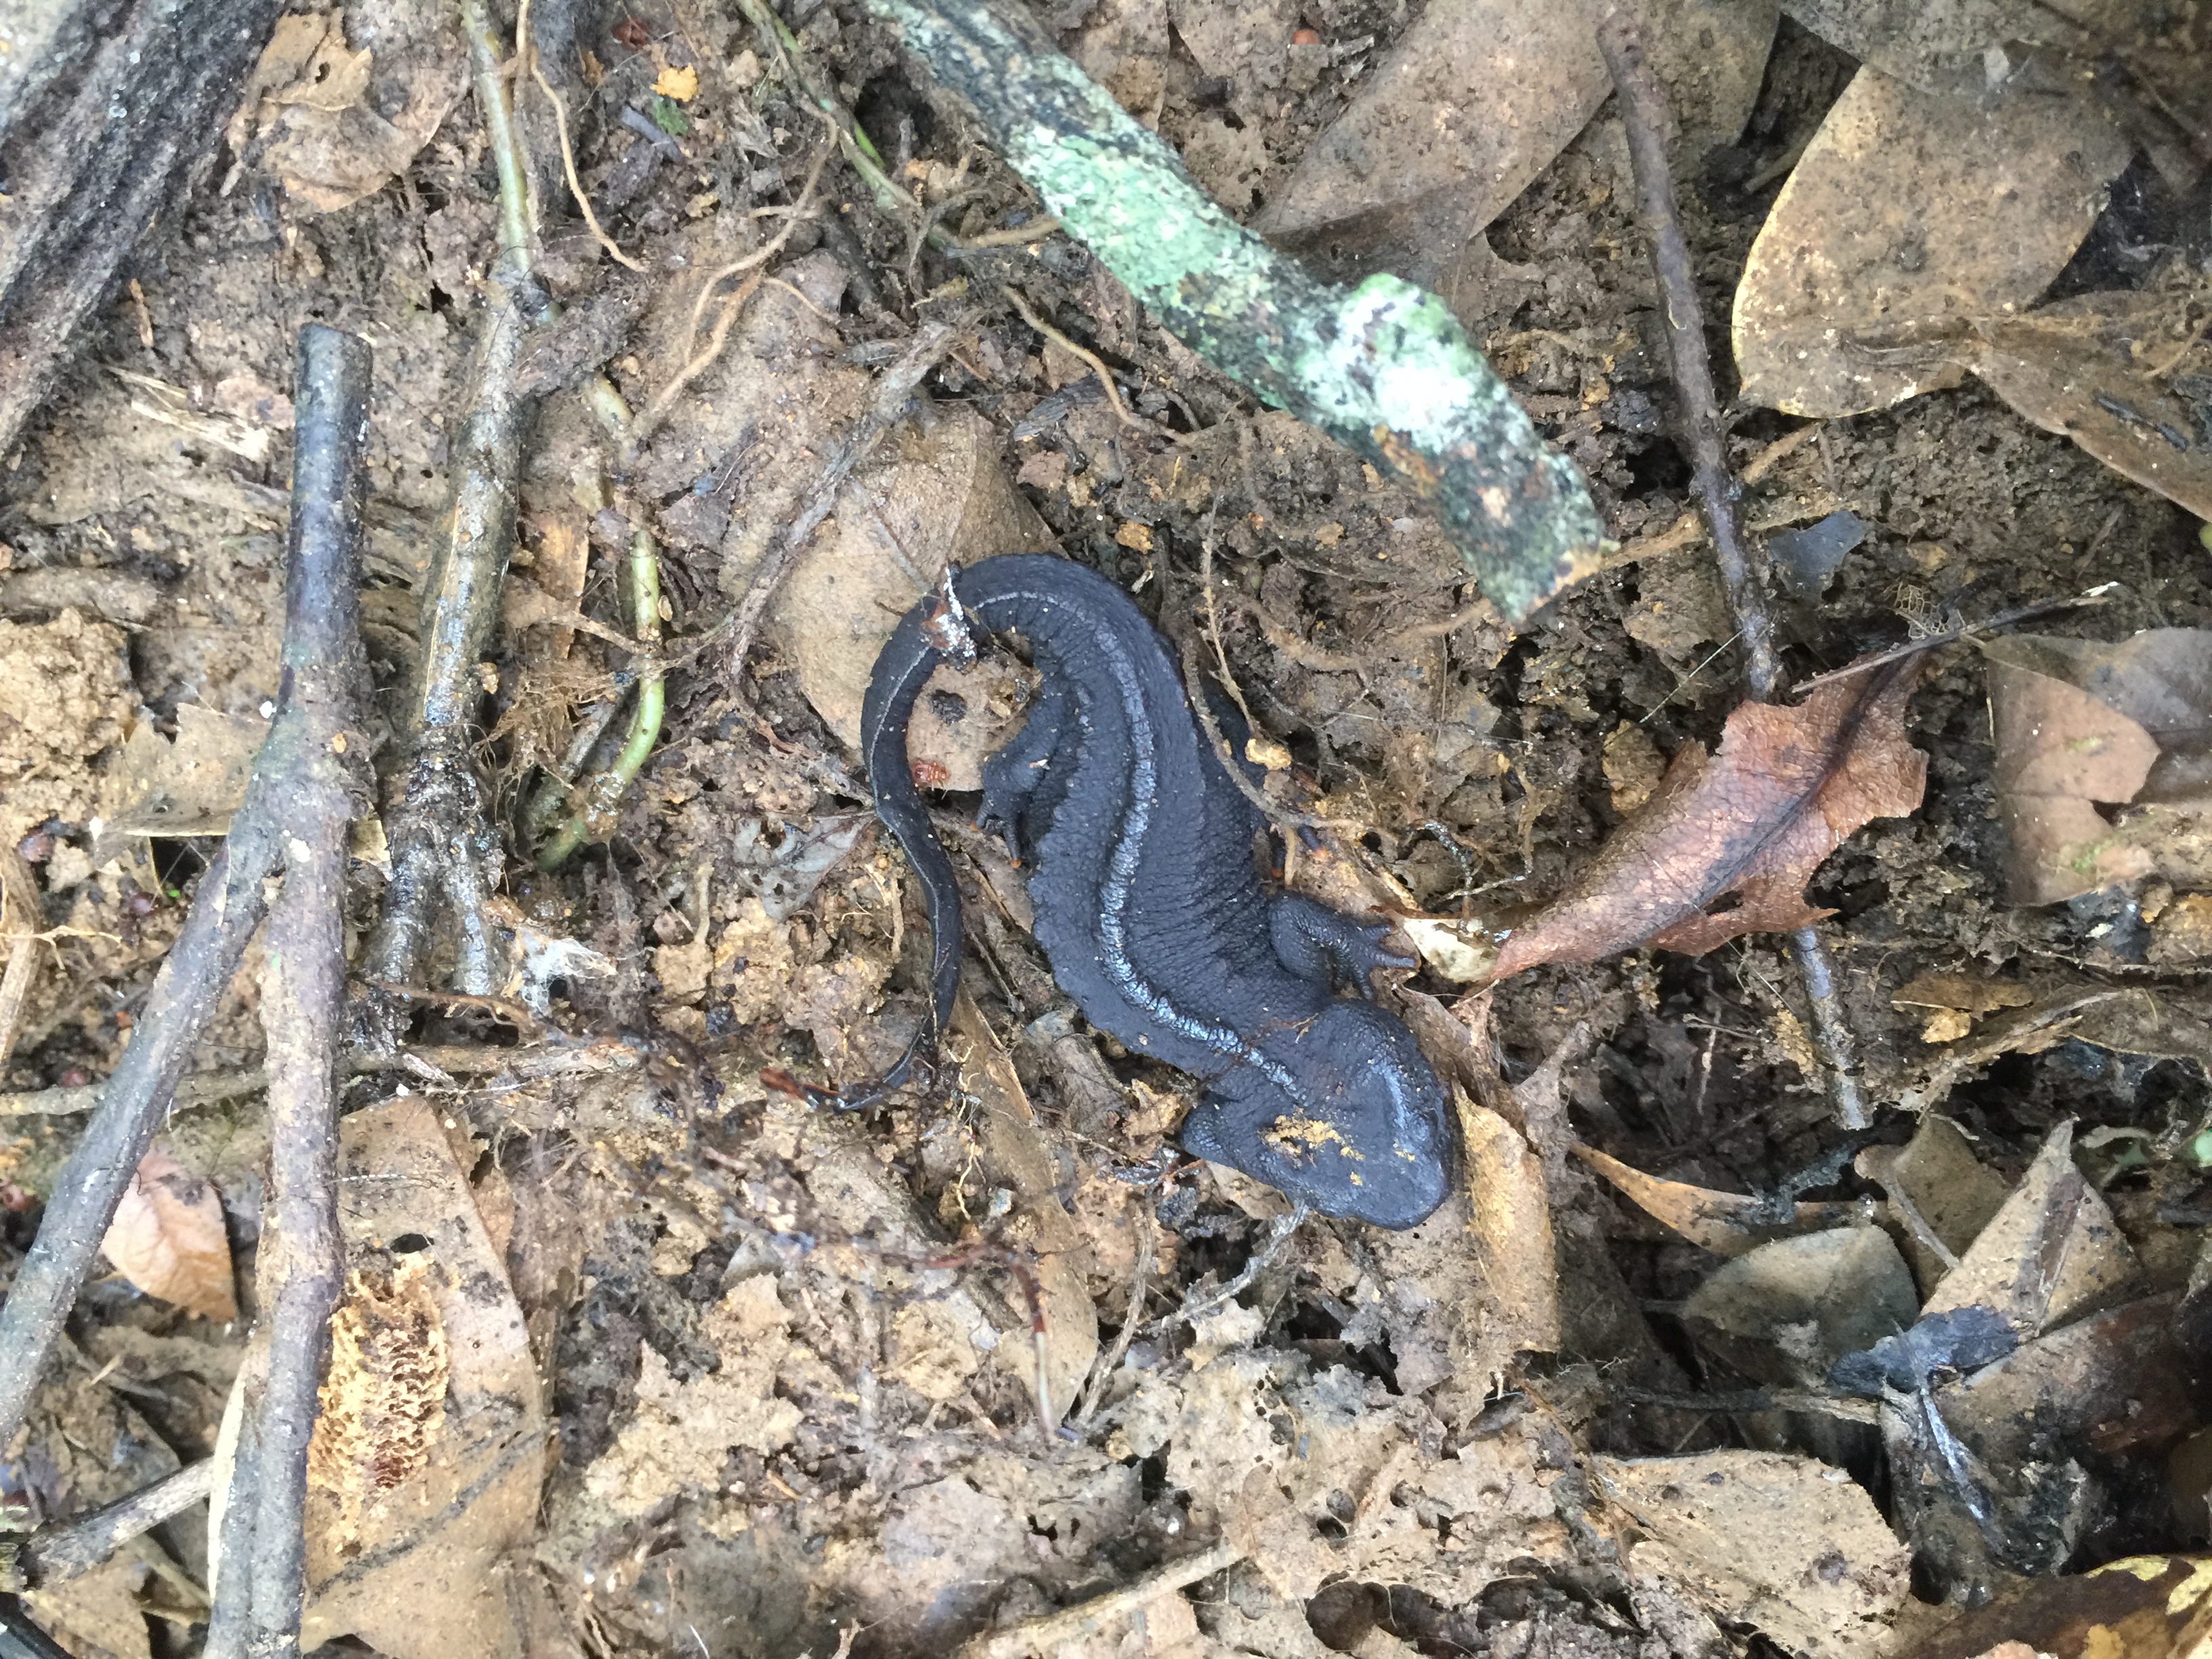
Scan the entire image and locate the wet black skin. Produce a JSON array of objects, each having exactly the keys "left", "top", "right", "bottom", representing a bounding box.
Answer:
[{"left": 858, "top": 554, "right": 1452, "bottom": 1230}]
